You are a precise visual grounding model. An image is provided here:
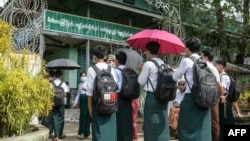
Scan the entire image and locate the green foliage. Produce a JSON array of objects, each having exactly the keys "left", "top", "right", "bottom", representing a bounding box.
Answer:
[
  {"left": 0, "top": 19, "right": 54, "bottom": 137},
  {"left": 238, "top": 92, "right": 250, "bottom": 107}
]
